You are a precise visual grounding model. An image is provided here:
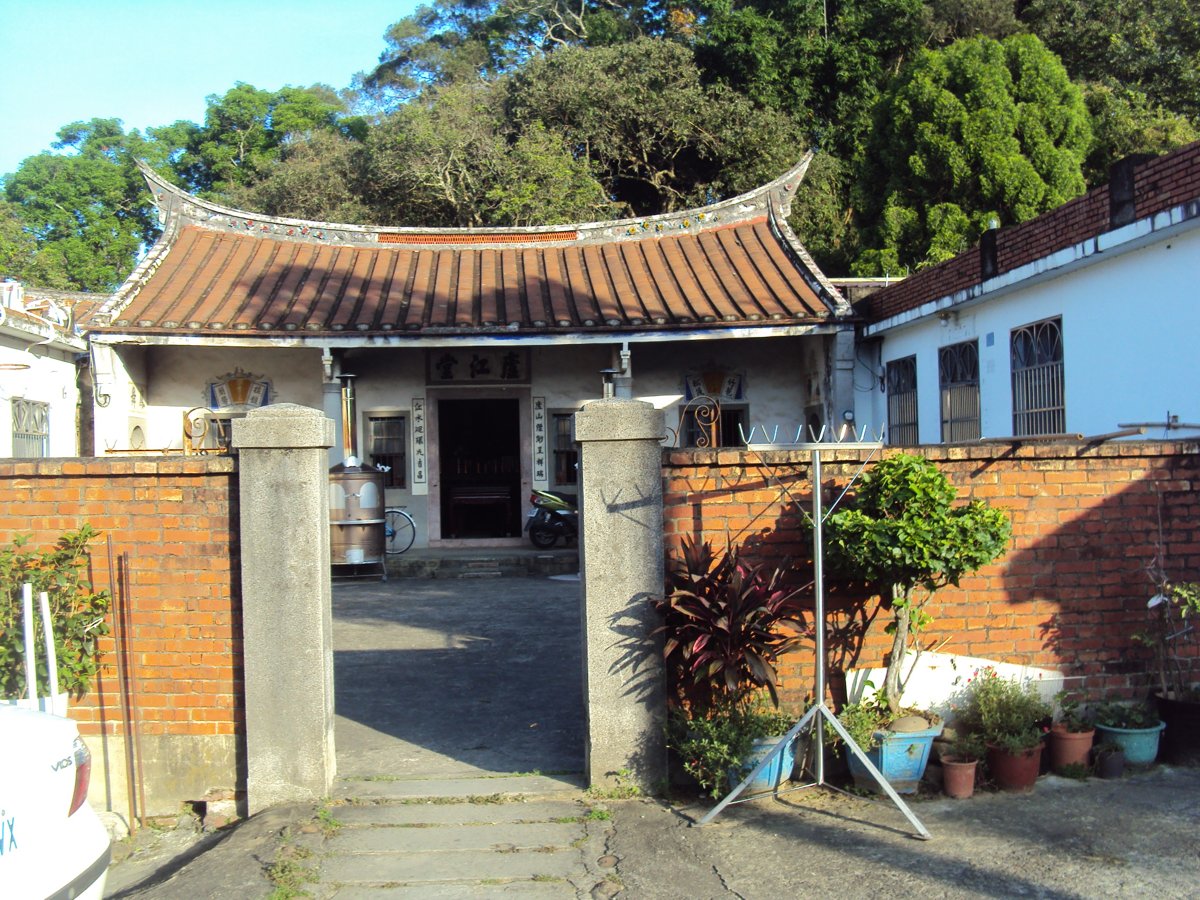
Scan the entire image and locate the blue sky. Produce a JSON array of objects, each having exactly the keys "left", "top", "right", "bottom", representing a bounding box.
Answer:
[{"left": 0, "top": 0, "right": 418, "bottom": 177}]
